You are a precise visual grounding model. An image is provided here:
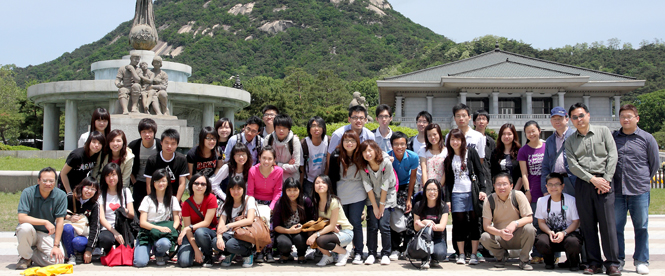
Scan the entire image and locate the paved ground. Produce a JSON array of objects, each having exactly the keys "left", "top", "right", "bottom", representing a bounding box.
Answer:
[{"left": 3, "top": 216, "right": 665, "bottom": 275}]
